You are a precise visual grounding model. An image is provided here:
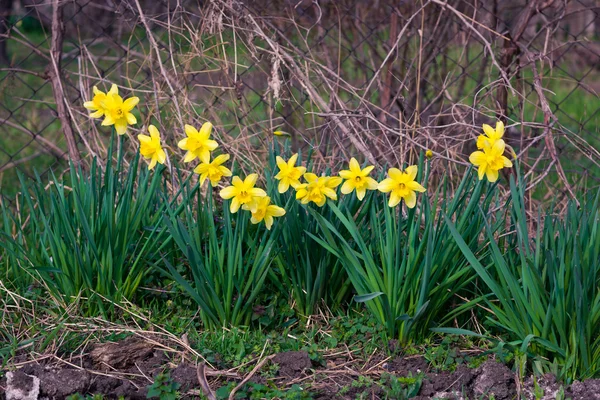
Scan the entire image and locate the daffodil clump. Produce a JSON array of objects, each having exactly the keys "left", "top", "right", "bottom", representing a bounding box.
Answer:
[
  {"left": 85, "top": 83, "right": 512, "bottom": 229},
  {"left": 272, "top": 153, "right": 427, "bottom": 209},
  {"left": 469, "top": 121, "right": 513, "bottom": 182}
]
